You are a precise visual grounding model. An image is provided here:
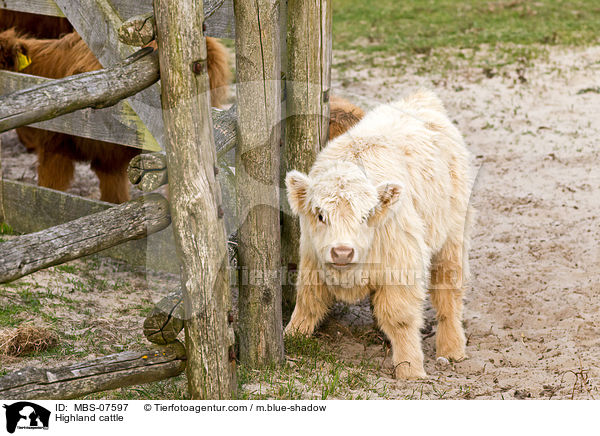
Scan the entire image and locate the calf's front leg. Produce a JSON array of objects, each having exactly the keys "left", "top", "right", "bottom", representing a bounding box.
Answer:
[
  {"left": 285, "top": 264, "right": 332, "bottom": 336},
  {"left": 372, "top": 284, "right": 427, "bottom": 380}
]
